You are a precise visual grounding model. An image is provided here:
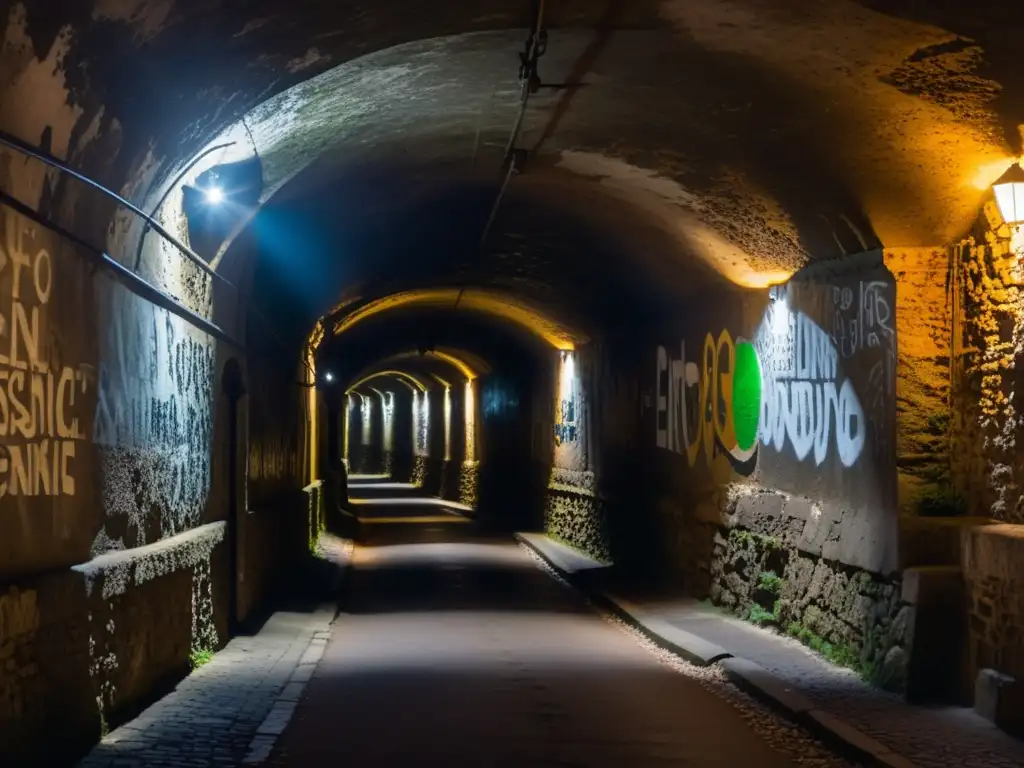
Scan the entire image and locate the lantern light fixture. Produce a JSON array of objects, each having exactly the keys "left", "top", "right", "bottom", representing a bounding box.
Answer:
[{"left": 993, "top": 161, "right": 1024, "bottom": 228}]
